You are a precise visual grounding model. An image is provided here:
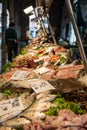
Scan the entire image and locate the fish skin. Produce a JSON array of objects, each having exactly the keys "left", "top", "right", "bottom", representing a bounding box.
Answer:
[
  {"left": 0, "top": 110, "right": 22, "bottom": 123},
  {"left": 20, "top": 92, "right": 36, "bottom": 110},
  {"left": 2, "top": 116, "right": 31, "bottom": 128}
]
